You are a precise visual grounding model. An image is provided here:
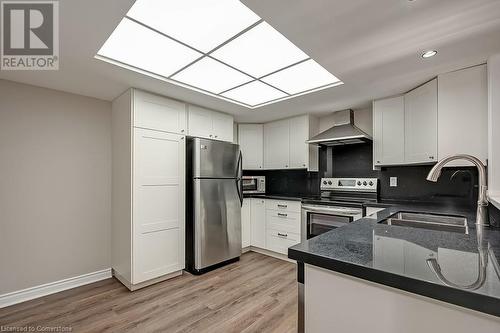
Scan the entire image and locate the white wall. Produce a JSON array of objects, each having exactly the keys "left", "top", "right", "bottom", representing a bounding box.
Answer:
[
  {"left": 318, "top": 108, "right": 373, "bottom": 136},
  {"left": 488, "top": 54, "right": 500, "bottom": 201},
  {"left": 0, "top": 79, "right": 111, "bottom": 294}
]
